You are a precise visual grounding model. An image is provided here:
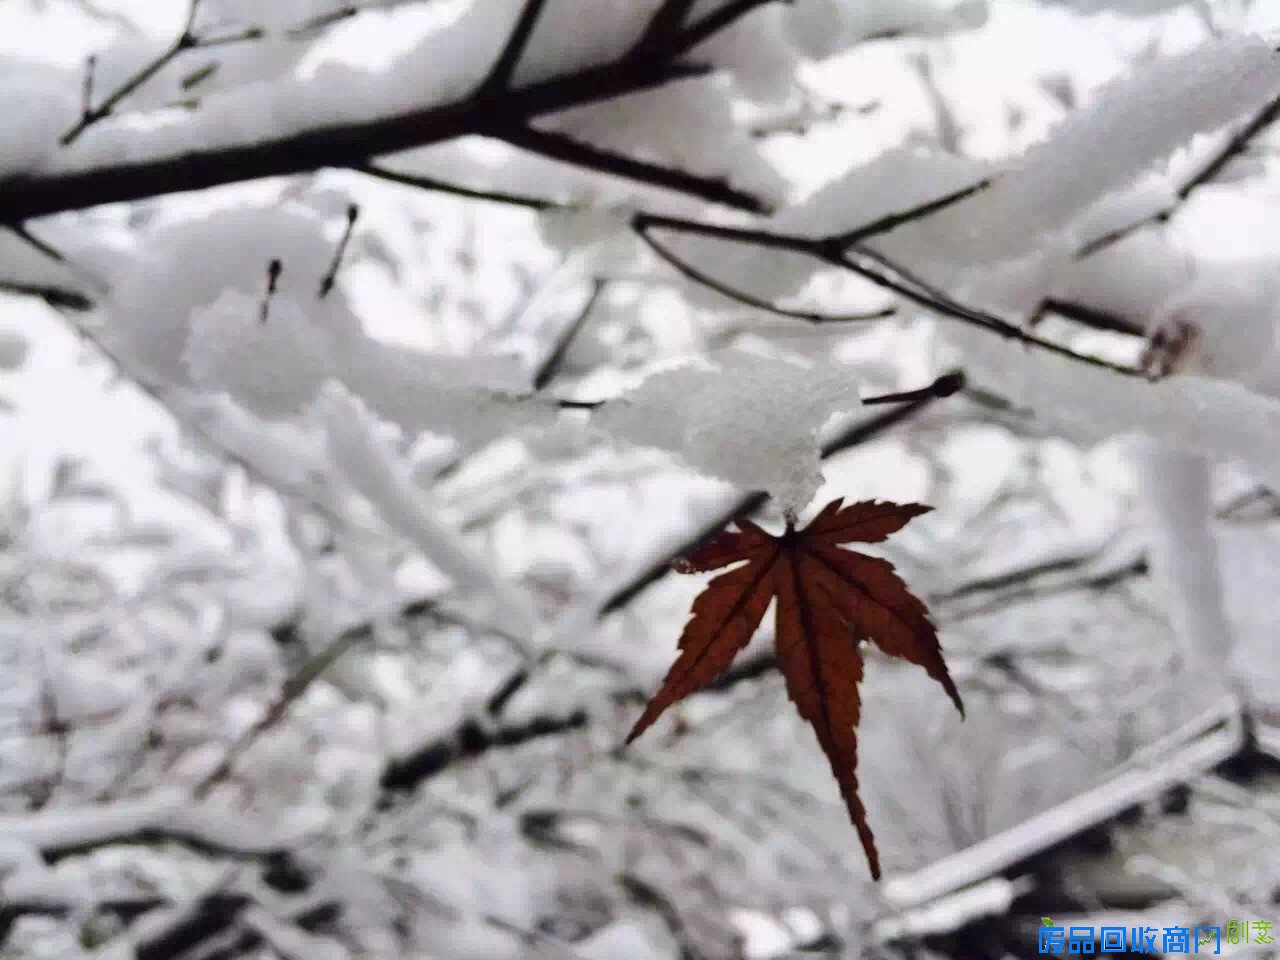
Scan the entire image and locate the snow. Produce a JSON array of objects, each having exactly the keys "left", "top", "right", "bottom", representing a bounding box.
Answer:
[
  {"left": 576, "top": 920, "right": 675, "bottom": 960},
  {"left": 107, "top": 204, "right": 362, "bottom": 384},
  {"left": 0, "top": 790, "right": 310, "bottom": 854},
  {"left": 787, "top": 0, "right": 987, "bottom": 59},
  {"left": 594, "top": 351, "right": 864, "bottom": 514},
  {"left": 316, "top": 382, "right": 538, "bottom": 642},
  {"left": 5, "top": 3, "right": 1280, "bottom": 958},
  {"left": 943, "top": 317, "right": 1280, "bottom": 492},
  {"left": 185, "top": 289, "right": 340, "bottom": 417},
  {"left": 1049, "top": 227, "right": 1187, "bottom": 327},
  {"left": 539, "top": 74, "right": 788, "bottom": 207},
  {"left": 0, "top": 324, "right": 29, "bottom": 370},
  {"left": 783, "top": 147, "right": 996, "bottom": 240},
  {"left": 334, "top": 338, "right": 556, "bottom": 449},
  {"left": 1144, "top": 263, "right": 1280, "bottom": 381},
  {"left": 0, "top": 58, "right": 80, "bottom": 177},
  {"left": 893, "top": 33, "right": 1280, "bottom": 267}
]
